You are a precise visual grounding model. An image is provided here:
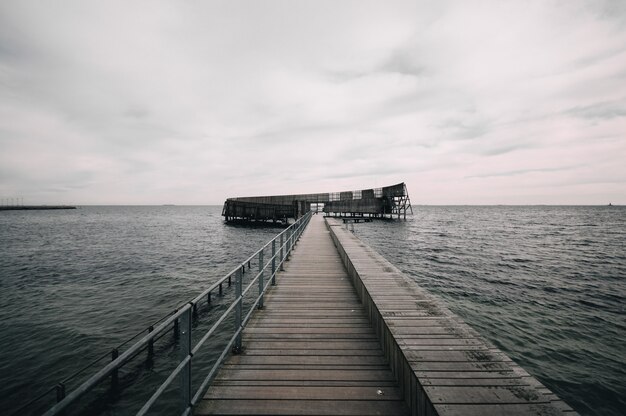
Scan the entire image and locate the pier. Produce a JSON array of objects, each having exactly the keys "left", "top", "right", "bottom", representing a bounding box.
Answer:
[
  {"left": 41, "top": 212, "right": 577, "bottom": 416},
  {"left": 196, "top": 214, "right": 409, "bottom": 415},
  {"left": 197, "top": 215, "right": 577, "bottom": 415}
]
